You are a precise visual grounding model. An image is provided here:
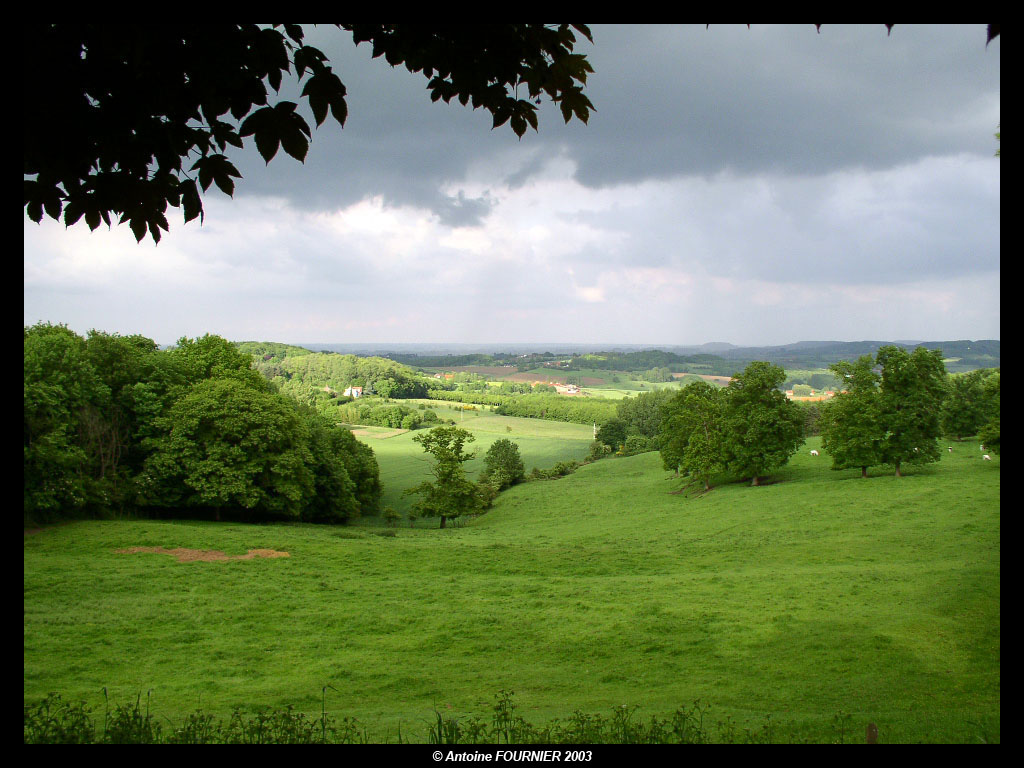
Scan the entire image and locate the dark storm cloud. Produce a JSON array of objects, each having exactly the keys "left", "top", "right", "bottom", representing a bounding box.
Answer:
[
  {"left": 227, "top": 24, "right": 999, "bottom": 219},
  {"left": 564, "top": 24, "right": 999, "bottom": 187}
]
